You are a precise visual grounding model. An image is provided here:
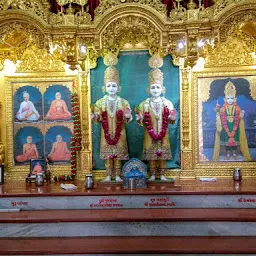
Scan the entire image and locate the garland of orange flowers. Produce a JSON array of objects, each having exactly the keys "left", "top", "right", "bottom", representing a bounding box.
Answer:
[{"left": 220, "top": 103, "right": 240, "bottom": 146}]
